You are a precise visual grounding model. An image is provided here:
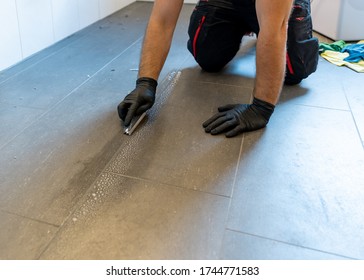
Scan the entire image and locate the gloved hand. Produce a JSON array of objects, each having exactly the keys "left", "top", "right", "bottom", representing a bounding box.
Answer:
[
  {"left": 117, "top": 77, "right": 158, "bottom": 126},
  {"left": 203, "top": 97, "right": 275, "bottom": 137}
]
